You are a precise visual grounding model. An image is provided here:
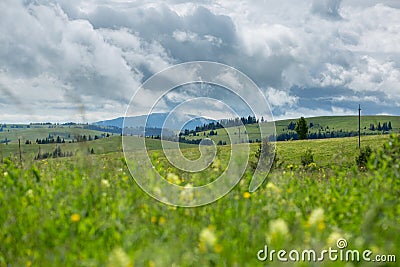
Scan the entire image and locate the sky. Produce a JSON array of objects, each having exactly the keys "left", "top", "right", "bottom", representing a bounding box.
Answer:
[{"left": 0, "top": 0, "right": 399, "bottom": 123}]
